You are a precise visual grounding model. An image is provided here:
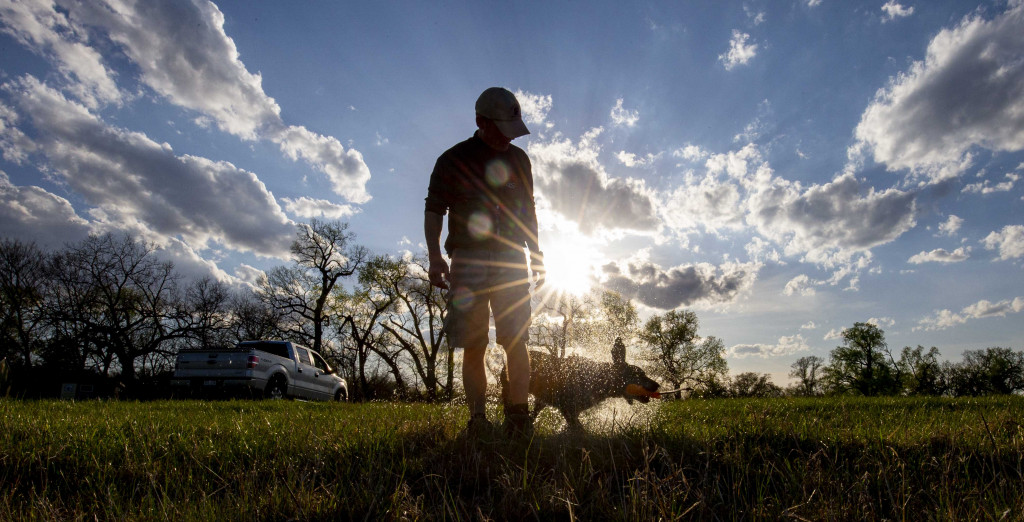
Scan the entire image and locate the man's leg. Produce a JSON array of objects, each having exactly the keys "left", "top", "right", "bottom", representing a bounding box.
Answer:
[
  {"left": 503, "top": 339, "right": 531, "bottom": 405},
  {"left": 462, "top": 345, "right": 488, "bottom": 417}
]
